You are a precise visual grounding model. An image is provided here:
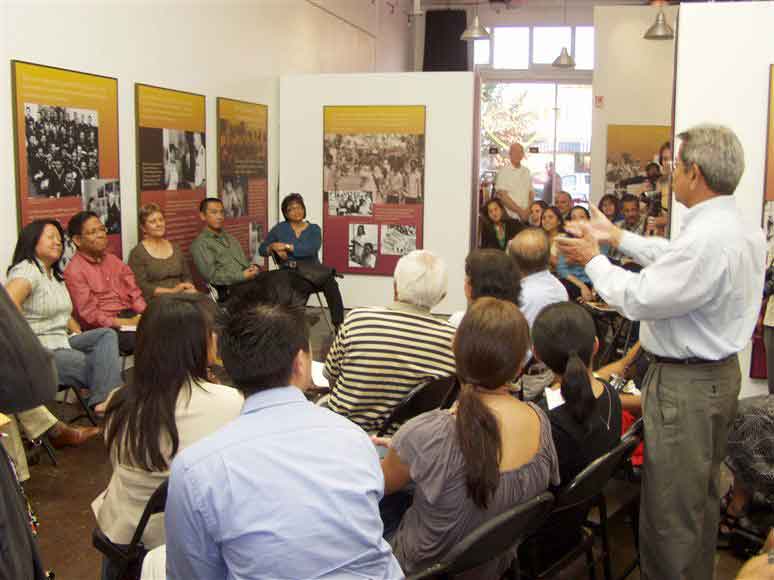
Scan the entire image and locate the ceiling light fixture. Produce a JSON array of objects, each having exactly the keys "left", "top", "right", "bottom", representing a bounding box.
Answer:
[
  {"left": 644, "top": 8, "right": 674, "bottom": 40},
  {"left": 552, "top": 0, "right": 575, "bottom": 69},
  {"left": 460, "top": 1, "right": 490, "bottom": 42}
]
